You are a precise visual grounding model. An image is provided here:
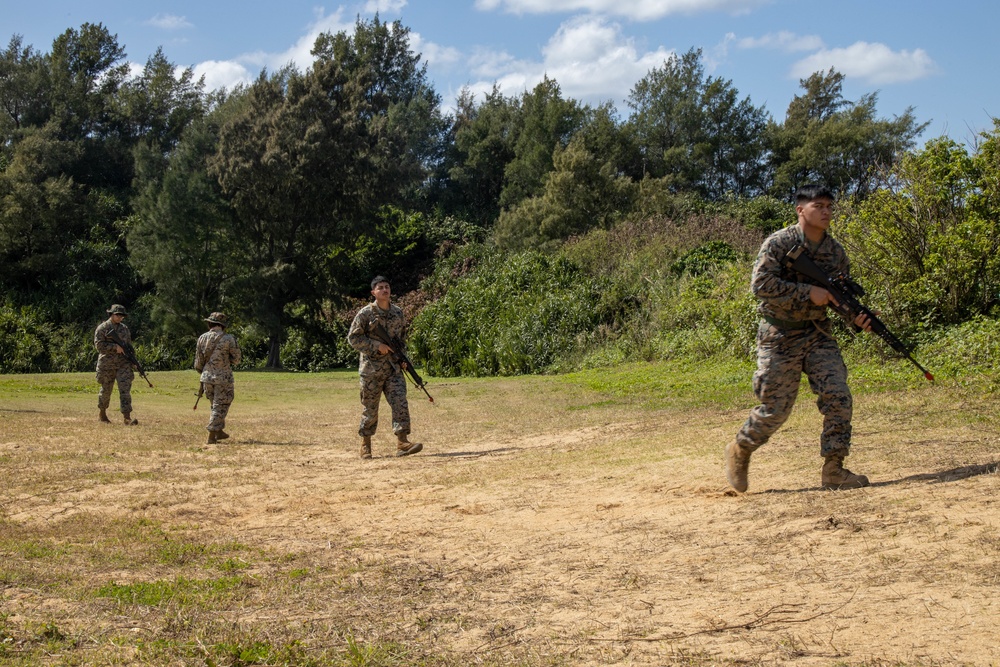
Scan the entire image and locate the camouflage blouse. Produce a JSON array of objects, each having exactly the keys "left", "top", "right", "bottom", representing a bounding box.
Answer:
[
  {"left": 94, "top": 318, "right": 132, "bottom": 371},
  {"left": 751, "top": 224, "right": 851, "bottom": 323},
  {"left": 348, "top": 302, "right": 407, "bottom": 376},
  {"left": 194, "top": 330, "right": 241, "bottom": 384}
]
